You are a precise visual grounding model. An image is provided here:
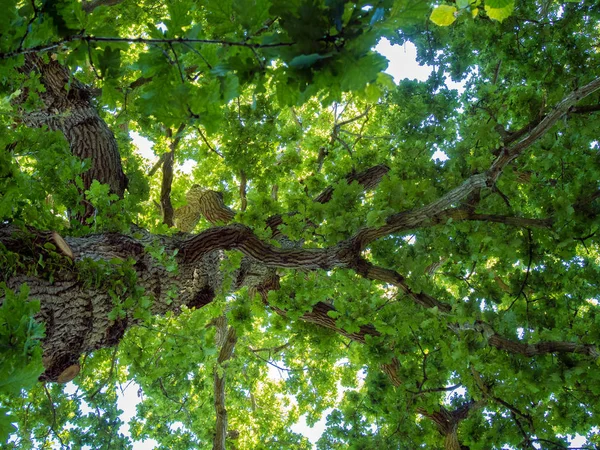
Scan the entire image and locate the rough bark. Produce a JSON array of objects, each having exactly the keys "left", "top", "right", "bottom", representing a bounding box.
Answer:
[
  {"left": 19, "top": 56, "right": 128, "bottom": 219},
  {"left": 0, "top": 160, "right": 399, "bottom": 382},
  {"left": 470, "top": 321, "right": 600, "bottom": 358},
  {"left": 0, "top": 224, "right": 221, "bottom": 381},
  {"left": 263, "top": 297, "right": 403, "bottom": 385},
  {"left": 174, "top": 189, "right": 236, "bottom": 232},
  {"left": 4, "top": 219, "right": 597, "bottom": 383},
  {"left": 4, "top": 60, "right": 600, "bottom": 386},
  {"left": 314, "top": 164, "right": 390, "bottom": 203},
  {"left": 352, "top": 76, "right": 600, "bottom": 248}
]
